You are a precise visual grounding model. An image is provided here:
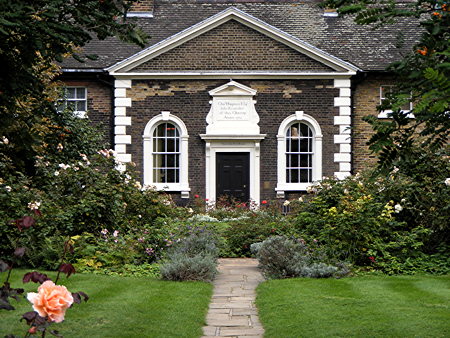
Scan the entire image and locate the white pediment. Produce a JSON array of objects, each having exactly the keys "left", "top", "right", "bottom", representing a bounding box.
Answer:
[
  {"left": 209, "top": 81, "right": 257, "bottom": 96},
  {"left": 107, "top": 7, "right": 360, "bottom": 75}
]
